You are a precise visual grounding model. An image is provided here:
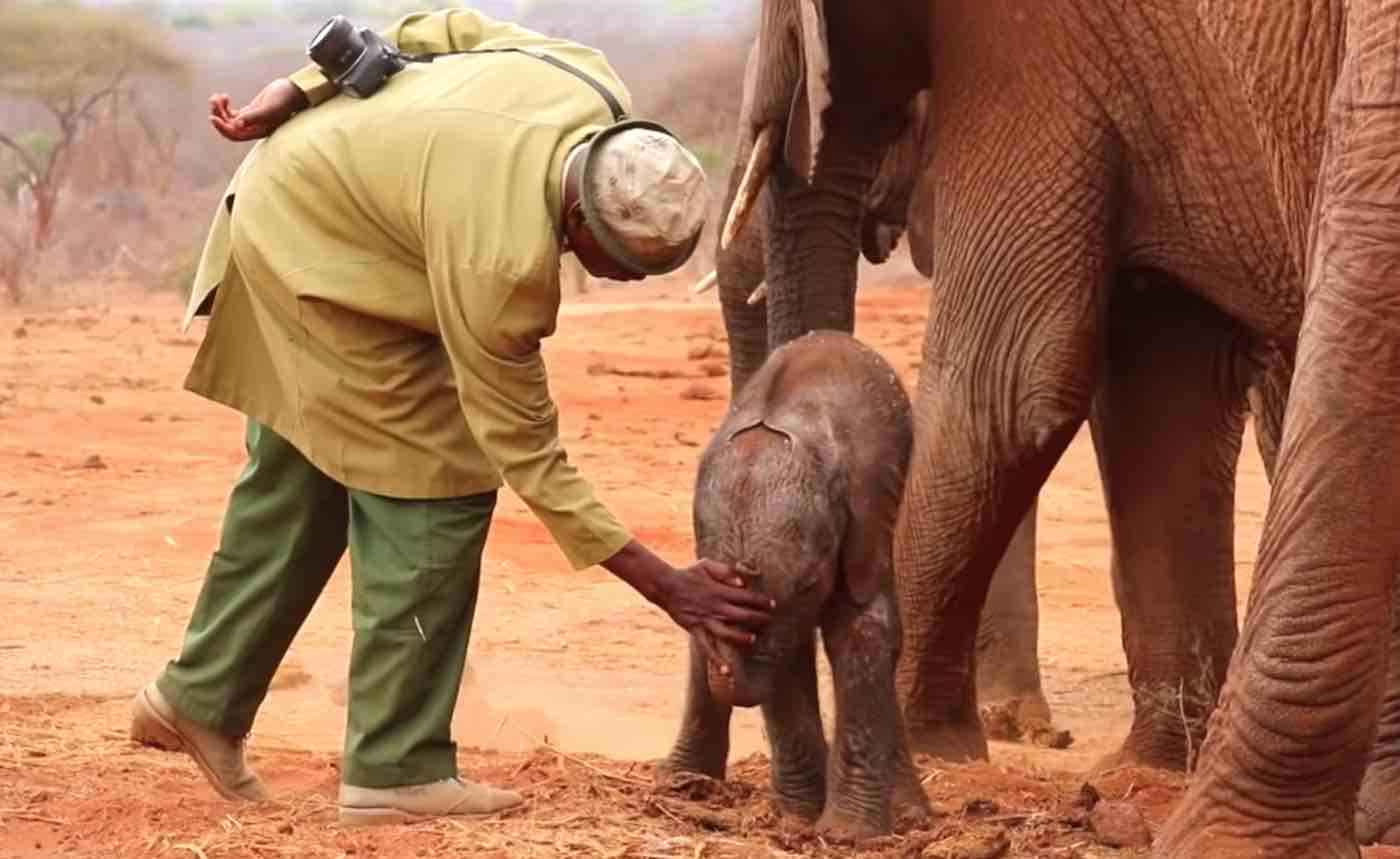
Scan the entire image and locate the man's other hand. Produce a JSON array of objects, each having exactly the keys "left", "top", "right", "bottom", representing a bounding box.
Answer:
[{"left": 209, "top": 79, "right": 309, "bottom": 142}]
